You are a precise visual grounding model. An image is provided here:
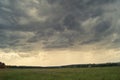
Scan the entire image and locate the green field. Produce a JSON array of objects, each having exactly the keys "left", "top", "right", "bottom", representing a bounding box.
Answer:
[{"left": 0, "top": 67, "right": 120, "bottom": 80}]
